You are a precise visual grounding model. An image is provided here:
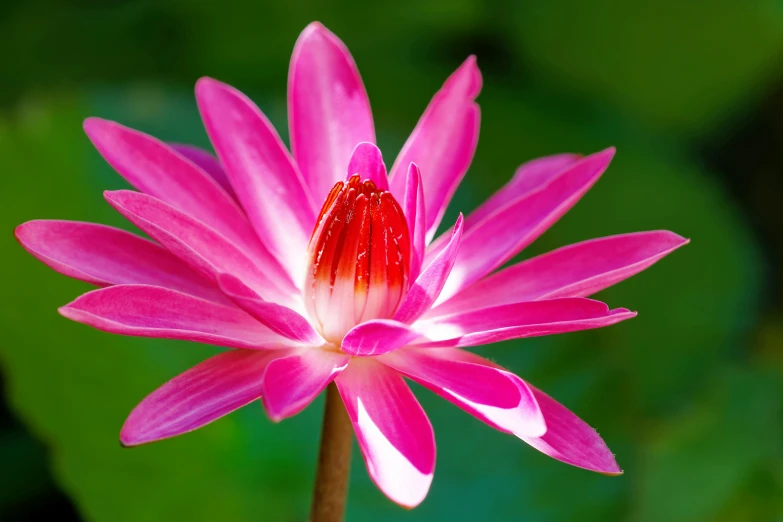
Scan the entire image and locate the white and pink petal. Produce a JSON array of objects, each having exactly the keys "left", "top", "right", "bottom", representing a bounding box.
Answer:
[
  {"left": 388, "top": 56, "right": 481, "bottom": 241},
  {"left": 288, "top": 22, "right": 376, "bottom": 202},
  {"left": 14, "top": 220, "right": 224, "bottom": 303},
  {"left": 261, "top": 349, "right": 349, "bottom": 421},
  {"left": 380, "top": 348, "right": 545, "bottom": 437},
  {"left": 59, "top": 285, "right": 297, "bottom": 350},
  {"left": 414, "top": 298, "right": 635, "bottom": 348},
  {"left": 121, "top": 349, "right": 283, "bottom": 446},
  {"left": 434, "top": 231, "right": 688, "bottom": 315},
  {"left": 335, "top": 358, "right": 435, "bottom": 508},
  {"left": 196, "top": 77, "right": 317, "bottom": 286}
]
